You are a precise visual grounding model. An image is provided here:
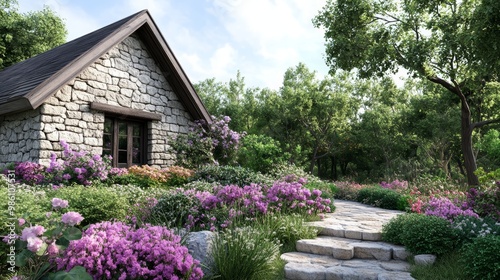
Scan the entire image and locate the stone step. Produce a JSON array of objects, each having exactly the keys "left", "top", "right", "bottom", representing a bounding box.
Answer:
[
  {"left": 296, "top": 236, "right": 411, "bottom": 261},
  {"left": 282, "top": 252, "right": 415, "bottom": 280}
]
